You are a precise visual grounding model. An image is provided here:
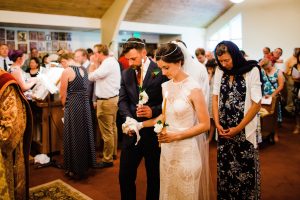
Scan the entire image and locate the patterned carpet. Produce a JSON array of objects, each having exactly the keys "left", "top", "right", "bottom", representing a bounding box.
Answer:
[{"left": 29, "top": 179, "right": 92, "bottom": 200}]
